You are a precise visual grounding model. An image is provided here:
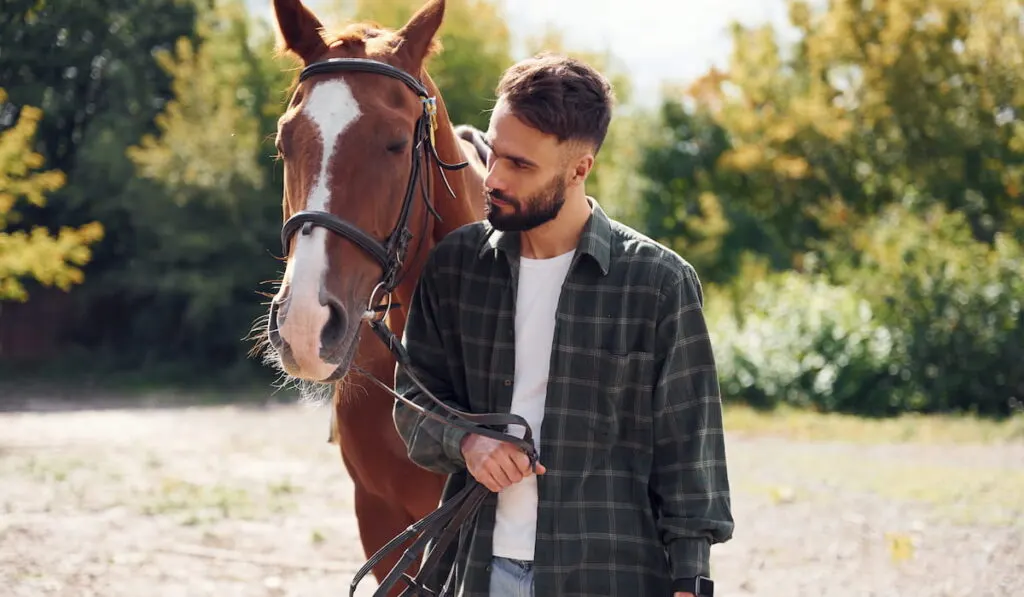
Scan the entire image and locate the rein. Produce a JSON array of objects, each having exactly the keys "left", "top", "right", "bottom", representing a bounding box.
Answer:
[{"left": 278, "top": 57, "right": 539, "bottom": 597}]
